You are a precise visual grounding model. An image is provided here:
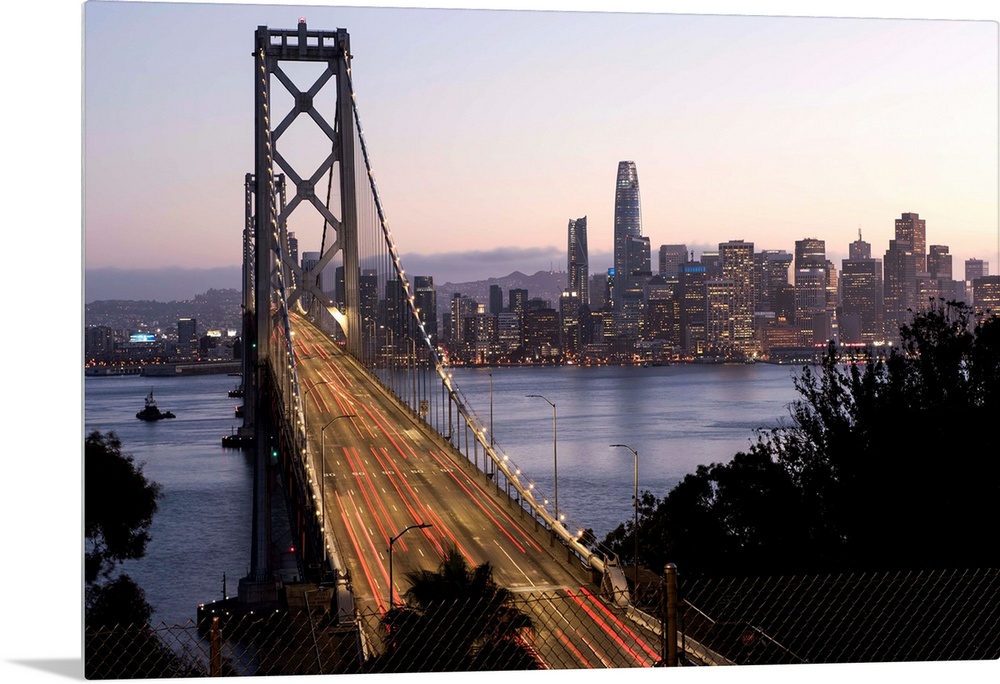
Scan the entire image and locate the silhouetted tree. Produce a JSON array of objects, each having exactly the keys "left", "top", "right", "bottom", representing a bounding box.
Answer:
[
  {"left": 602, "top": 302, "right": 1000, "bottom": 577},
  {"left": 85, "top": 430, "right": 162, "bottom": 585},
  {"left": 83, "top": 431, "right": 201, "bottom": 678},
  {"left": 368, "top": 546, "right": 537, "bottom": 672}
]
